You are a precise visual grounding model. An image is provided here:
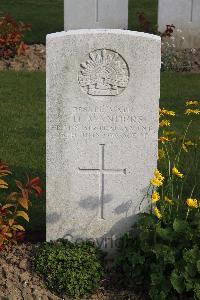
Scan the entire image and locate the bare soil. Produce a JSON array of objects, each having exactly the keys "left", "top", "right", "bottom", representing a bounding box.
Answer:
[
  {"left": 0, "top": 243, "right": 144, "bottom": 300},
  {"left": 0, "top": 45, "right": 200, "bottom": 73}
]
